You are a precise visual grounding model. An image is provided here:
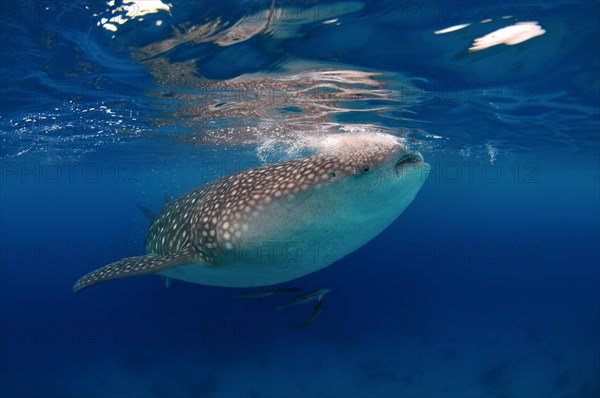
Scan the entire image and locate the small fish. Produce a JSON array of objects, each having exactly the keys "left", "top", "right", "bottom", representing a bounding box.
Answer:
[
  {"left": 275, "top": 288, "right": 332, "bottom": 314},
  {"left": 290, "top": 299, "right": 326, "bottom": 329},
  {"left": 233, "top": 287, "right": 303, "bottom": 300}
]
